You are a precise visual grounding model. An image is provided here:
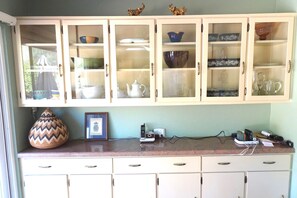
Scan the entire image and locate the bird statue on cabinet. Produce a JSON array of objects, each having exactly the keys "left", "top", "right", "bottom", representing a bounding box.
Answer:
[
  {"left": 128, "top": 3, "right": 145, "bottom": 16},
  {"left": 168, "top": 4, "right": 187, "bottom": 15}
]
